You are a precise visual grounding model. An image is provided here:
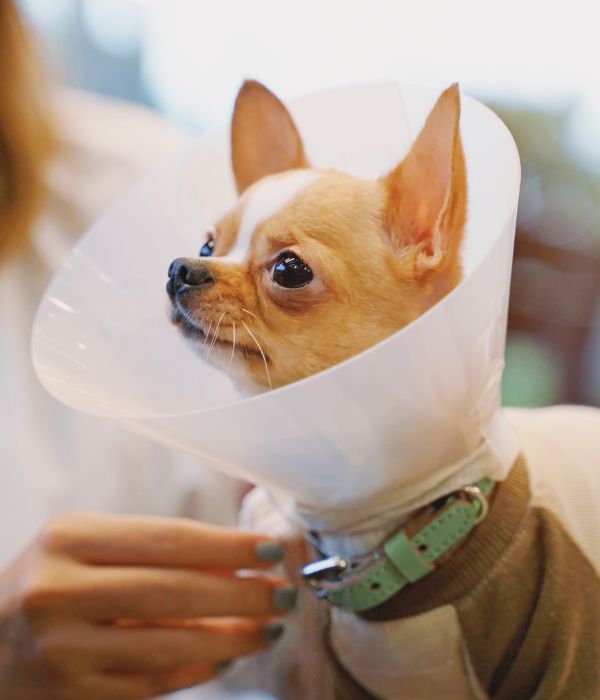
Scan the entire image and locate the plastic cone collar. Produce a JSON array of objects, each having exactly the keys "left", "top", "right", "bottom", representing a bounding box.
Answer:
[{"left": 32, "top": 83, "right": 521, "bottom": 508}]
